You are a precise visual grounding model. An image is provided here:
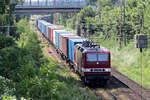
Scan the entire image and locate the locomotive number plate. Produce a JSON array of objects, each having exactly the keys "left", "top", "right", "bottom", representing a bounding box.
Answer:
[{"left": 93, "top": 68, "right": 105, "bottom": 72}]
